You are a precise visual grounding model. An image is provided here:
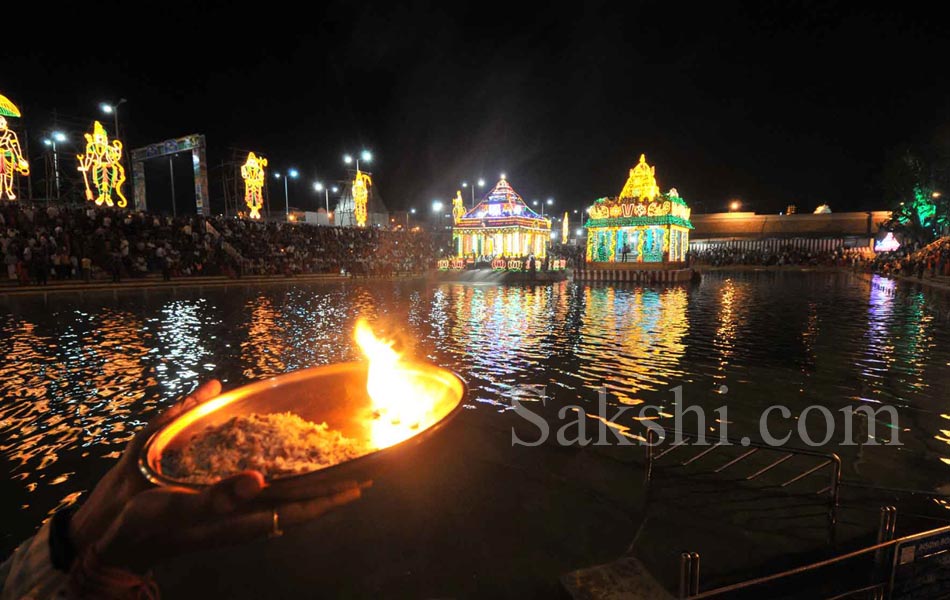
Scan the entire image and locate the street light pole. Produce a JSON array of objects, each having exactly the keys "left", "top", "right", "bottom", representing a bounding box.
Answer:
[
  {"left": 314, "top": 182, "right": 329, "bottom": 212},
  {"left": 314, "top": 183, "right": 341, "bottom": 222},
  {"left": 344, "top": 150, "right": 373, "bottom": 173},
  {"left": 100, "top": 98, "right": 127, "bottom": 139},
  {"left": 52, "top": 140, "right": 59, "bottom": 202},
  {"left": 276, "top": 168, "right": 299, "bottom": 220},
  {"left": 461, "top": 178, "right": 485, "bottom": 209},
  {"left": 533, "top": 198, "right": 554, "bottom": 218},
  {"left": 50, "top": 140, "right": 60, "bottom": 202},
  {"left": 431, "top": 200, "right": 443, "bottom": 230},
  {"left": 284, "top": 177, "right": 289, "bottom": 216},
  {"left": 169, "top": 155, "right": 177, "bottom": 217},
  {"left": 42, "top": 131, "right": 67, "bottom": 203}
]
